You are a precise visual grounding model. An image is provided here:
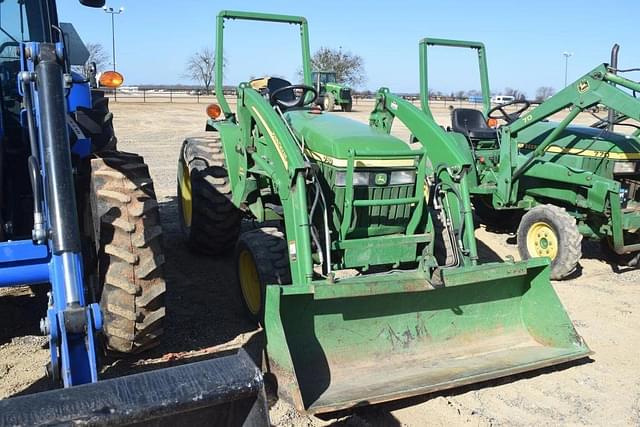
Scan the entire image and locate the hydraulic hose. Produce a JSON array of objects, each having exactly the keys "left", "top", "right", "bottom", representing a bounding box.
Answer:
[
  {"left": 20, "top": 74, "right": 45, "bottom": 242},
  {"left": 28, "top": 156, "right": 43, "bottom": 219}
]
